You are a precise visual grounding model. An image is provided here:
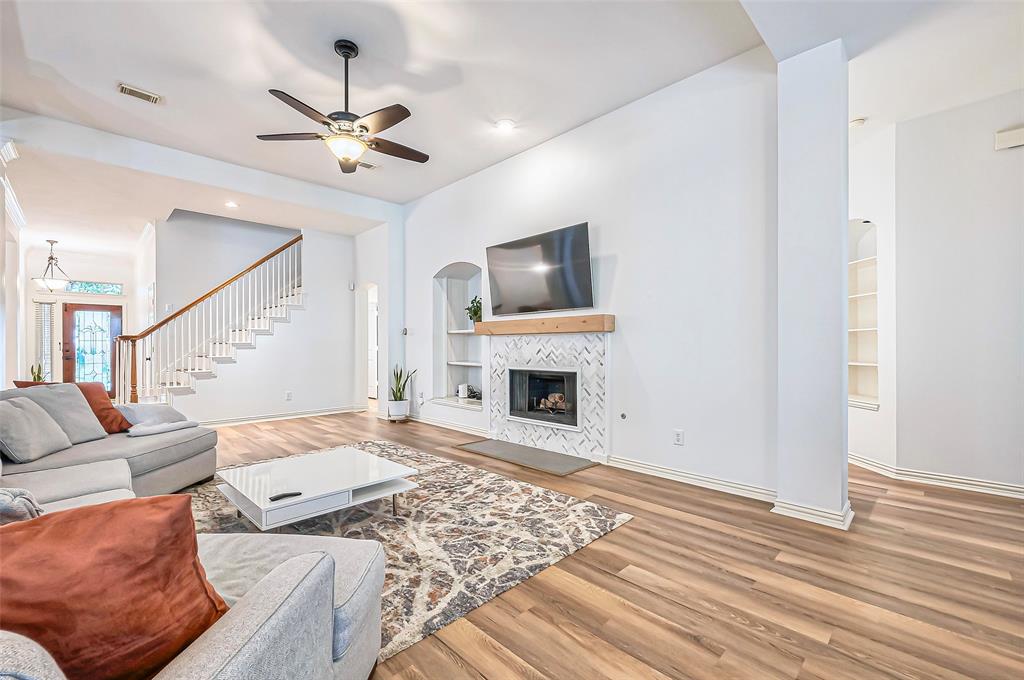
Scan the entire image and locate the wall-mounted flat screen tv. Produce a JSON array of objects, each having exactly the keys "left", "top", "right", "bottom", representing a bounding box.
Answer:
[{"left": 485, "top": 222, "right": 594, "bottom": 316}]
